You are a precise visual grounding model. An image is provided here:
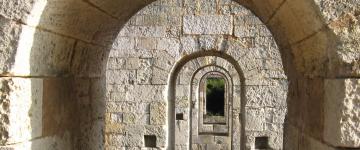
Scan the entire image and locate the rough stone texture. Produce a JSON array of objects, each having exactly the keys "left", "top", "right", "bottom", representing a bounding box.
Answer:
[
  {"left": 0, "top": 16, "right": 20, "bottom": 74},
  {"left": 324, "top": 79, "right": 360, "bottom": 147},
  {"left": 105, "top": 1, "right": 287, "bottom": 149},
  {"left": 0, "top": 0, "right": 358, "bottom": 149},
  {"left": 183, "top": 15, "right": 233, "bottom": 35},
  {"left": 150, "top": 102, "right": 167, "bottom": 125}
]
